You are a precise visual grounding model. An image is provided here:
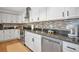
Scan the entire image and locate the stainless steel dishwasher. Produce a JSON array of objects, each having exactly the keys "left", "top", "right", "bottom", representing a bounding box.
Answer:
[{"left": 42, "top": 36, "right": 62, "bottom": 52}]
